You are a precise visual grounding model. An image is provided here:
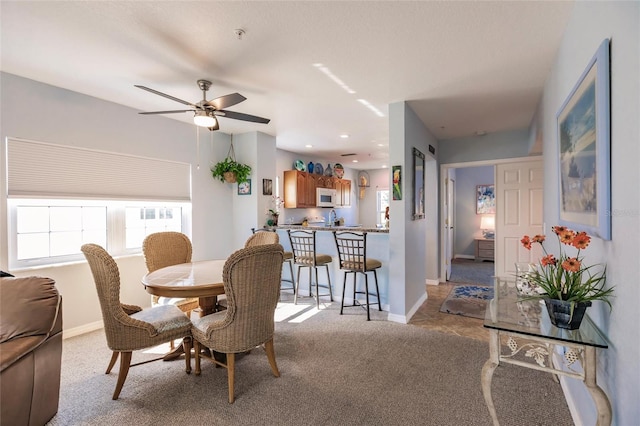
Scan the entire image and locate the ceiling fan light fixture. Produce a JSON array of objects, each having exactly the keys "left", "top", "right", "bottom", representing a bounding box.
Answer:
[{"left": 193, "top": 110, "right": 216, "bottom": 127}]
